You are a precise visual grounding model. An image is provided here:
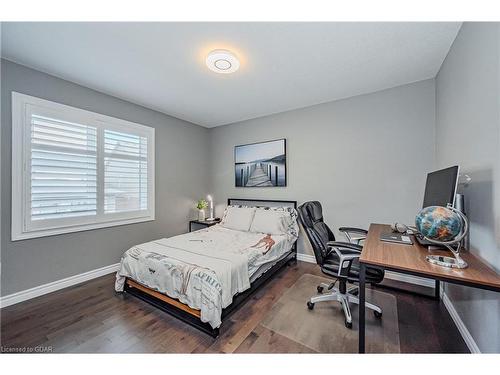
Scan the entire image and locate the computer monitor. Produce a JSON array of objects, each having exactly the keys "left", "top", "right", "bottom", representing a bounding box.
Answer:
[{"left": 422, "top": 166, "right": 460, "bottom": 208}]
